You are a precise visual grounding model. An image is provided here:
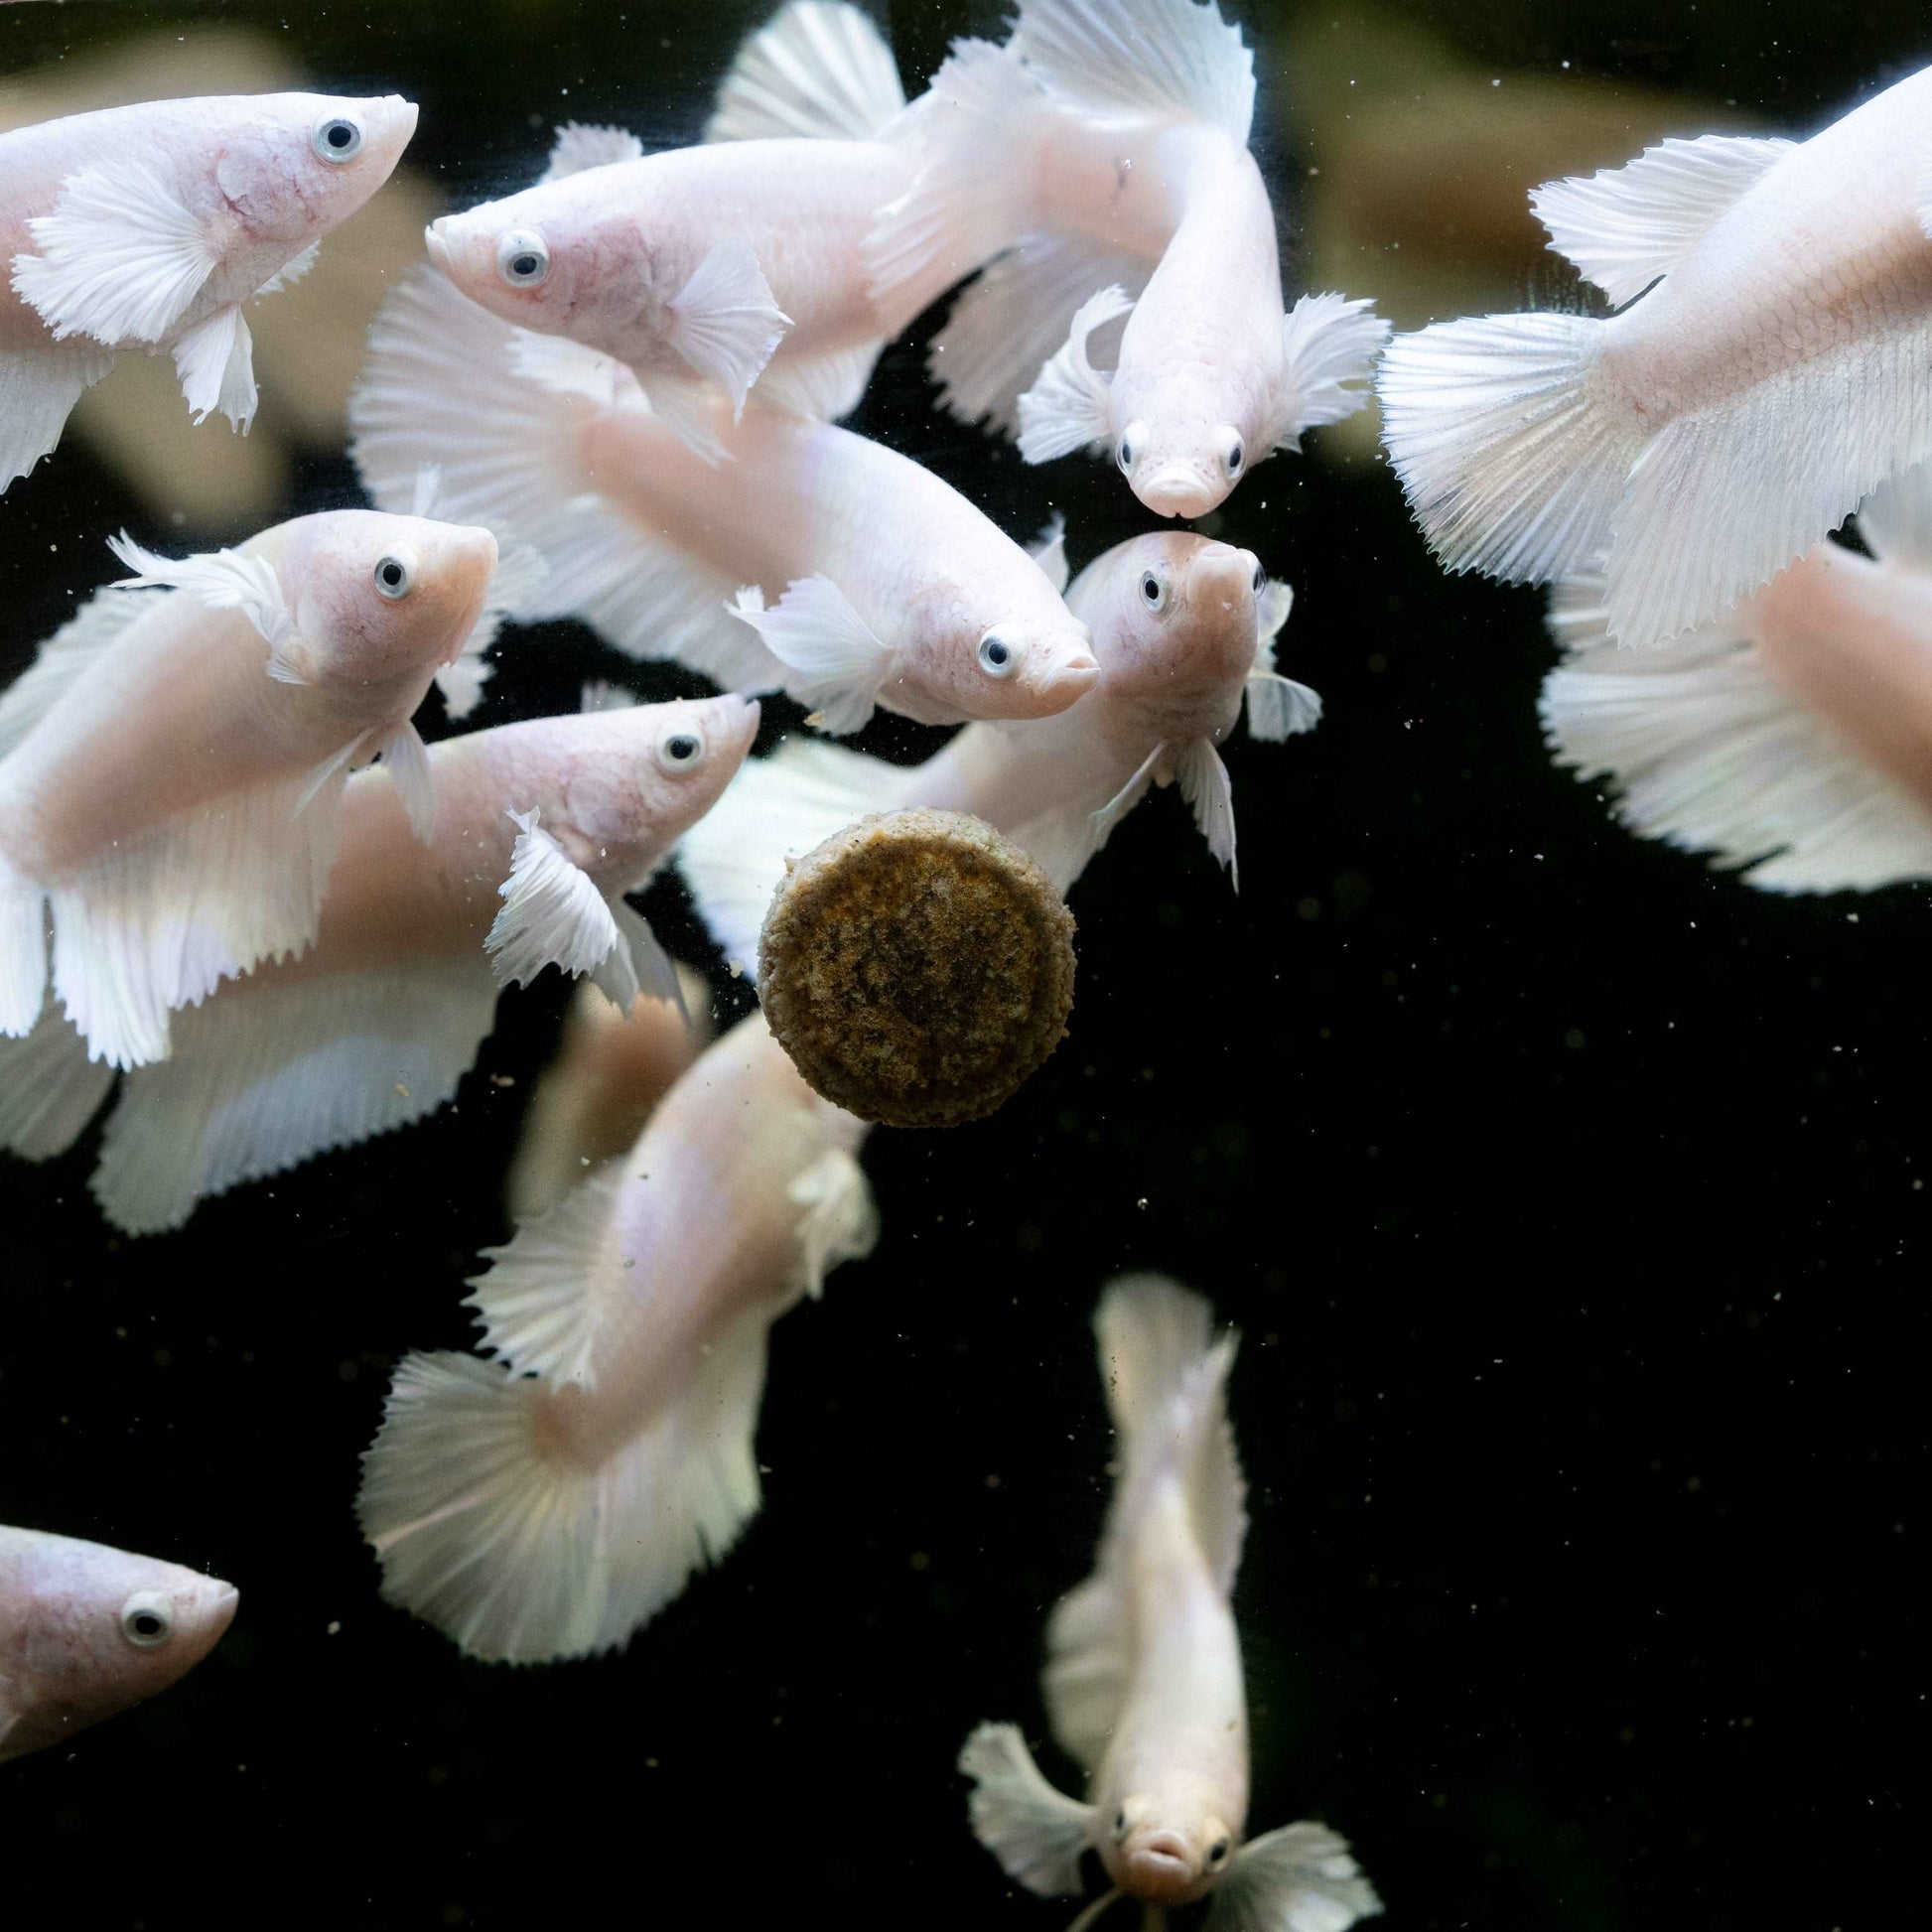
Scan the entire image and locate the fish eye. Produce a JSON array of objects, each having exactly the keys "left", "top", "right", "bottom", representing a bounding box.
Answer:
[
  {"left": 655, "top": 728, "right": 705, "bottom": 772},
  {"left": 1208, "top": 1839, "right": 1231, "bottom": 1866},
  {"left": 120, "top": 1590, "right": 176, "bottom": 1648},
  {"left": 496, "top": 228, "right": 551, "bottom": 288},
  {"left": 1139, "top": 569, "right": 1169, "bottom": 613},
  {"left": 1216, "top": 426, "right": 1244, "bottom": 477},
  {"left": 1116, "top": 421, "right": 1148, "bottom": 475},
  {"left": 1252, "top": 562, "right": 1265, "bottom": 594},
  {"left": 977, "top": 630, "right": 1024, "bottom": 679},
  {"left": 372, "top": 551, "right": 415, "bottom": 600},
  {"left": 312, "top": 114, "right": 365, "bottom": 164},
  {"left": 1112, "top": 1810, "right": 1129, "bottom": 1842}
]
